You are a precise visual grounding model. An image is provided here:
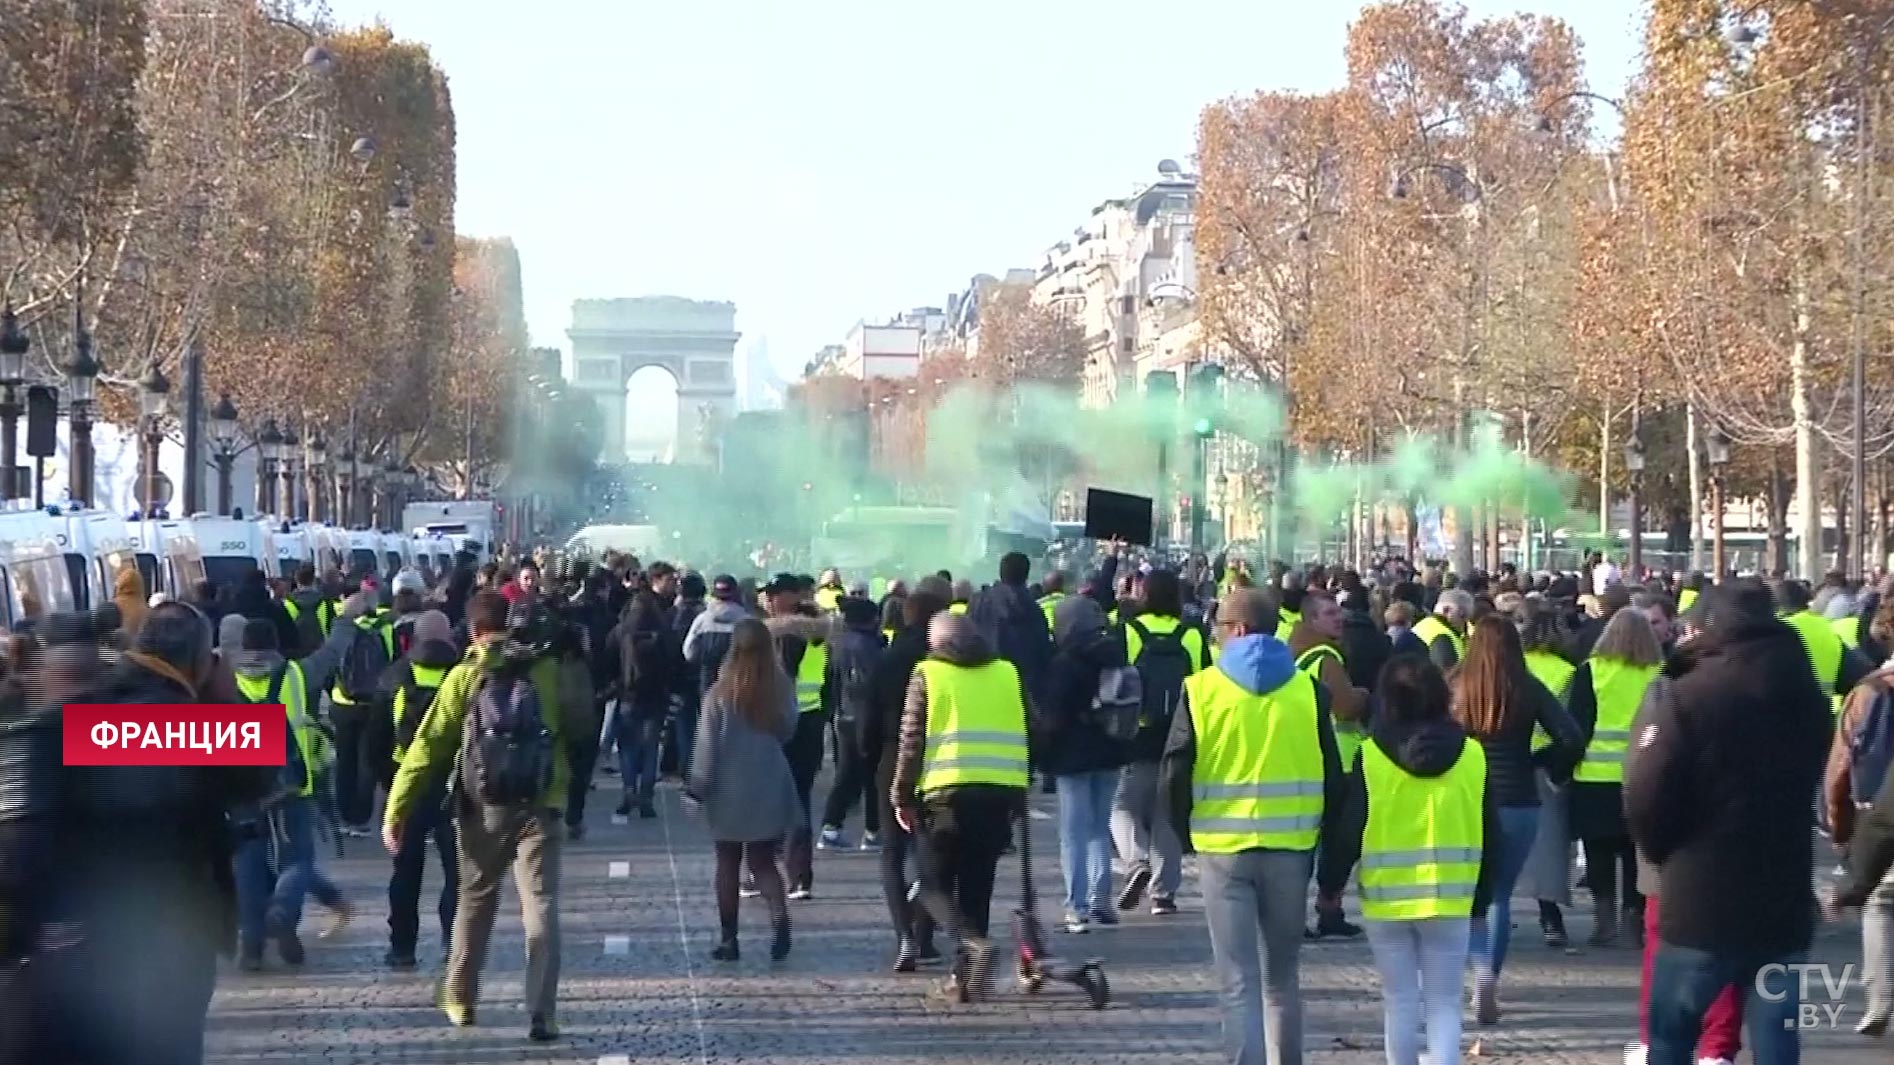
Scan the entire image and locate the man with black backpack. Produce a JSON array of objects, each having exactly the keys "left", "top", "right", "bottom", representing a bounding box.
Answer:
[
  {"left": 366, "top": 609, "right": 462, "bottom": 971},
  {"left": 1112, "top": 569, "right": 1211, "bottom": 918},
  {"left": 818, "top": 594, "right": 885, "bottom": 851},
  {"left": 329, "top": 592, "right": 398, "bottom": 837},
  {"left": 383, "top": 591, "right": 568, "bottom": 1043}
]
